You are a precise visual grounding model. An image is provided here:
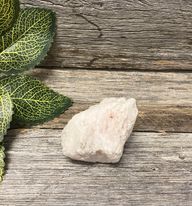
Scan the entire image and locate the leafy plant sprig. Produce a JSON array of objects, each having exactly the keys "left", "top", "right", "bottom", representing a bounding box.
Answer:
[{"left": 0, "top": 0, "right": 72, "bottom": 182}]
